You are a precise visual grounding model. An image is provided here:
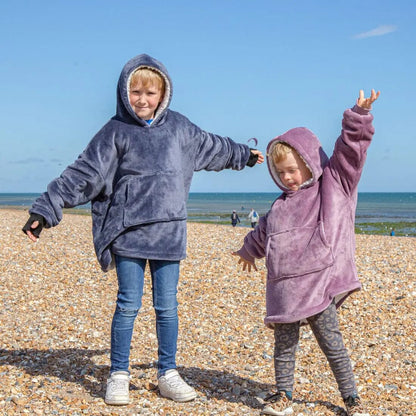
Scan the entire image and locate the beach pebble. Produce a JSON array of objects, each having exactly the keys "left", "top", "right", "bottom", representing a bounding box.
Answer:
[{"left": 1, "top": 210, "right": 415, "bottom": 415}]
